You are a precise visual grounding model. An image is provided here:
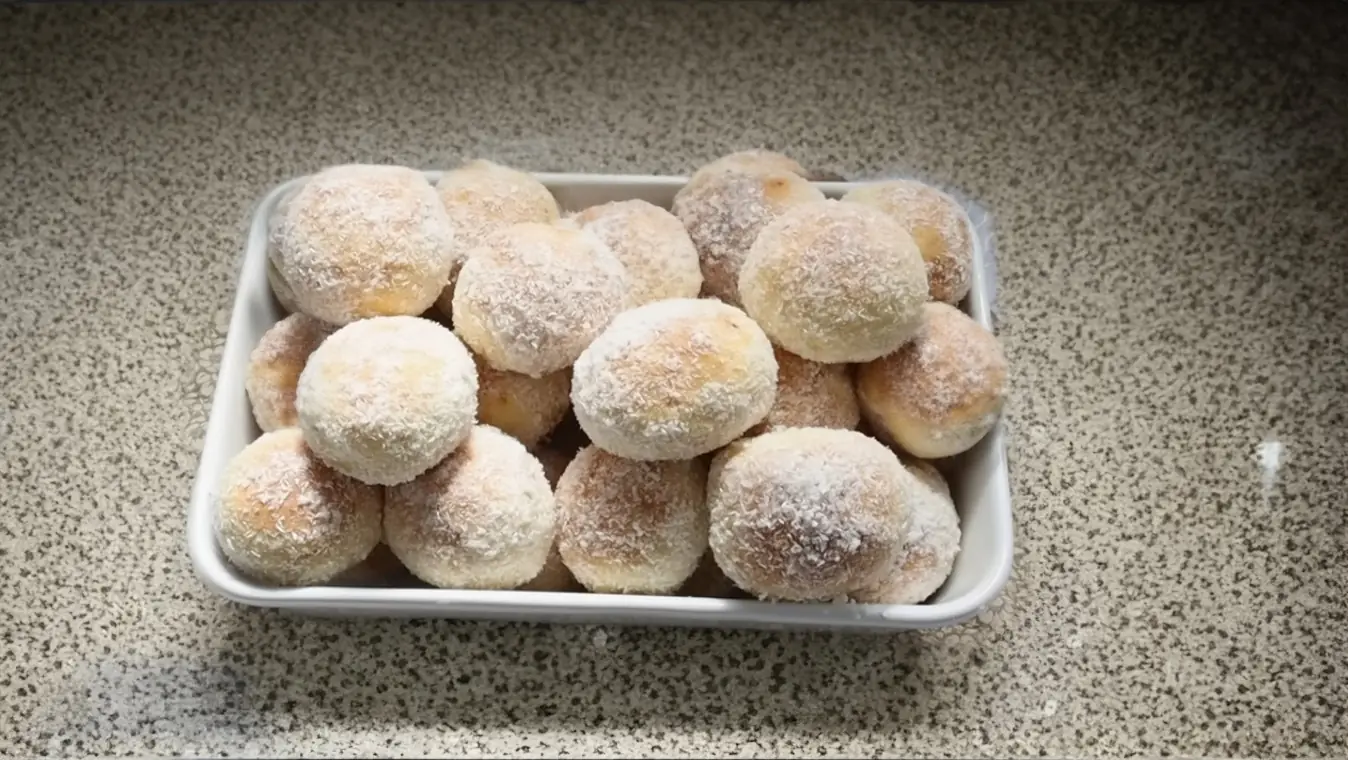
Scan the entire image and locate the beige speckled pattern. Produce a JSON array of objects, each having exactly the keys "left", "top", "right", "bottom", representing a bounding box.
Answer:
[{"left": 2, "top": 2, "right": 1346, "bottom": 757}]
